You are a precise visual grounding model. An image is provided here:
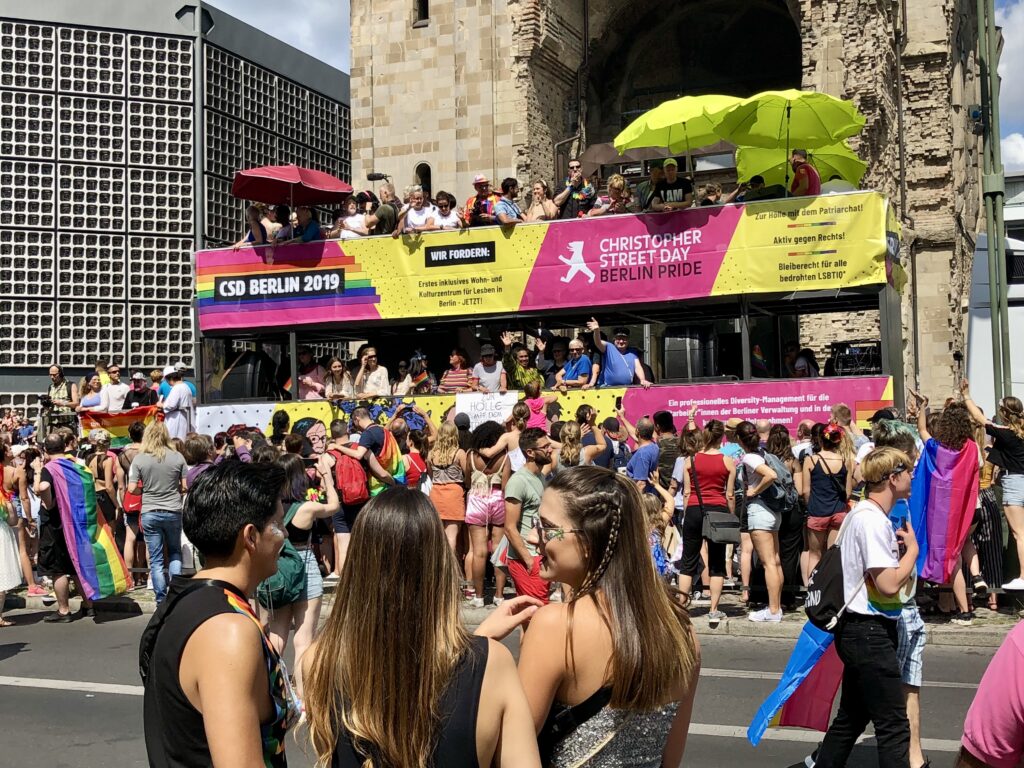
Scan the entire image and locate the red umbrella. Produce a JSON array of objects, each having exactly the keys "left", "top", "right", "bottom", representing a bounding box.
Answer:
[{"left": 231, "top": 164, "right": 353, "bottom": 206}]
